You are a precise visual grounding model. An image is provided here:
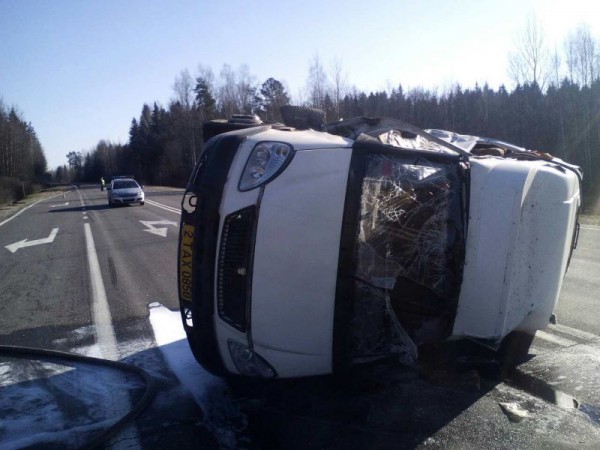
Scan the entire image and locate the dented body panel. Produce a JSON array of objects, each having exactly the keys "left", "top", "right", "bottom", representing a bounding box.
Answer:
[{"left": 453, "top": 158, "right": 580, "bottom": 341}]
